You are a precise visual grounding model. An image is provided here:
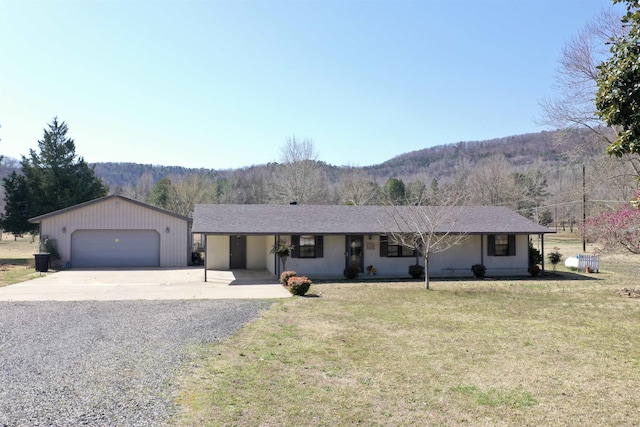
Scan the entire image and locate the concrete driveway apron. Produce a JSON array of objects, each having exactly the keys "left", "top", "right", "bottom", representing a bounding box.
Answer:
[{"left": 0, "top": 268, "right": 291, "bottom": 301}]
